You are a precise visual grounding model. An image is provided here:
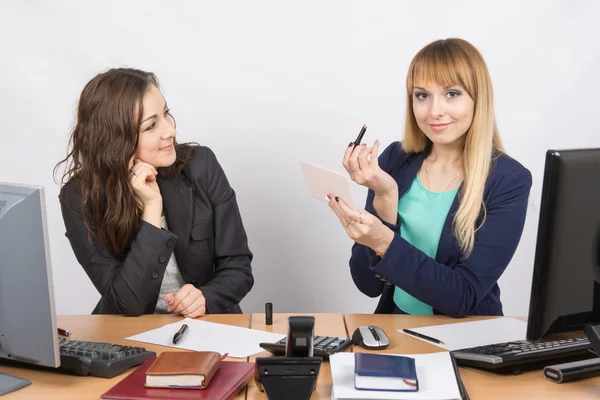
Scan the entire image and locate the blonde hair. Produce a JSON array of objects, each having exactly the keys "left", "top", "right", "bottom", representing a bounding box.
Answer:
[{"left": 403, "top": 38, "right": 504, "bottom": 257}]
